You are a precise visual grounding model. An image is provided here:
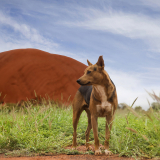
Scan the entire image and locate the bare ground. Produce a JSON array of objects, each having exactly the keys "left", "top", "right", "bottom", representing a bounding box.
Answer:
[{"left": 0, "top": 146, "right": 153, "bottom": 160}]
